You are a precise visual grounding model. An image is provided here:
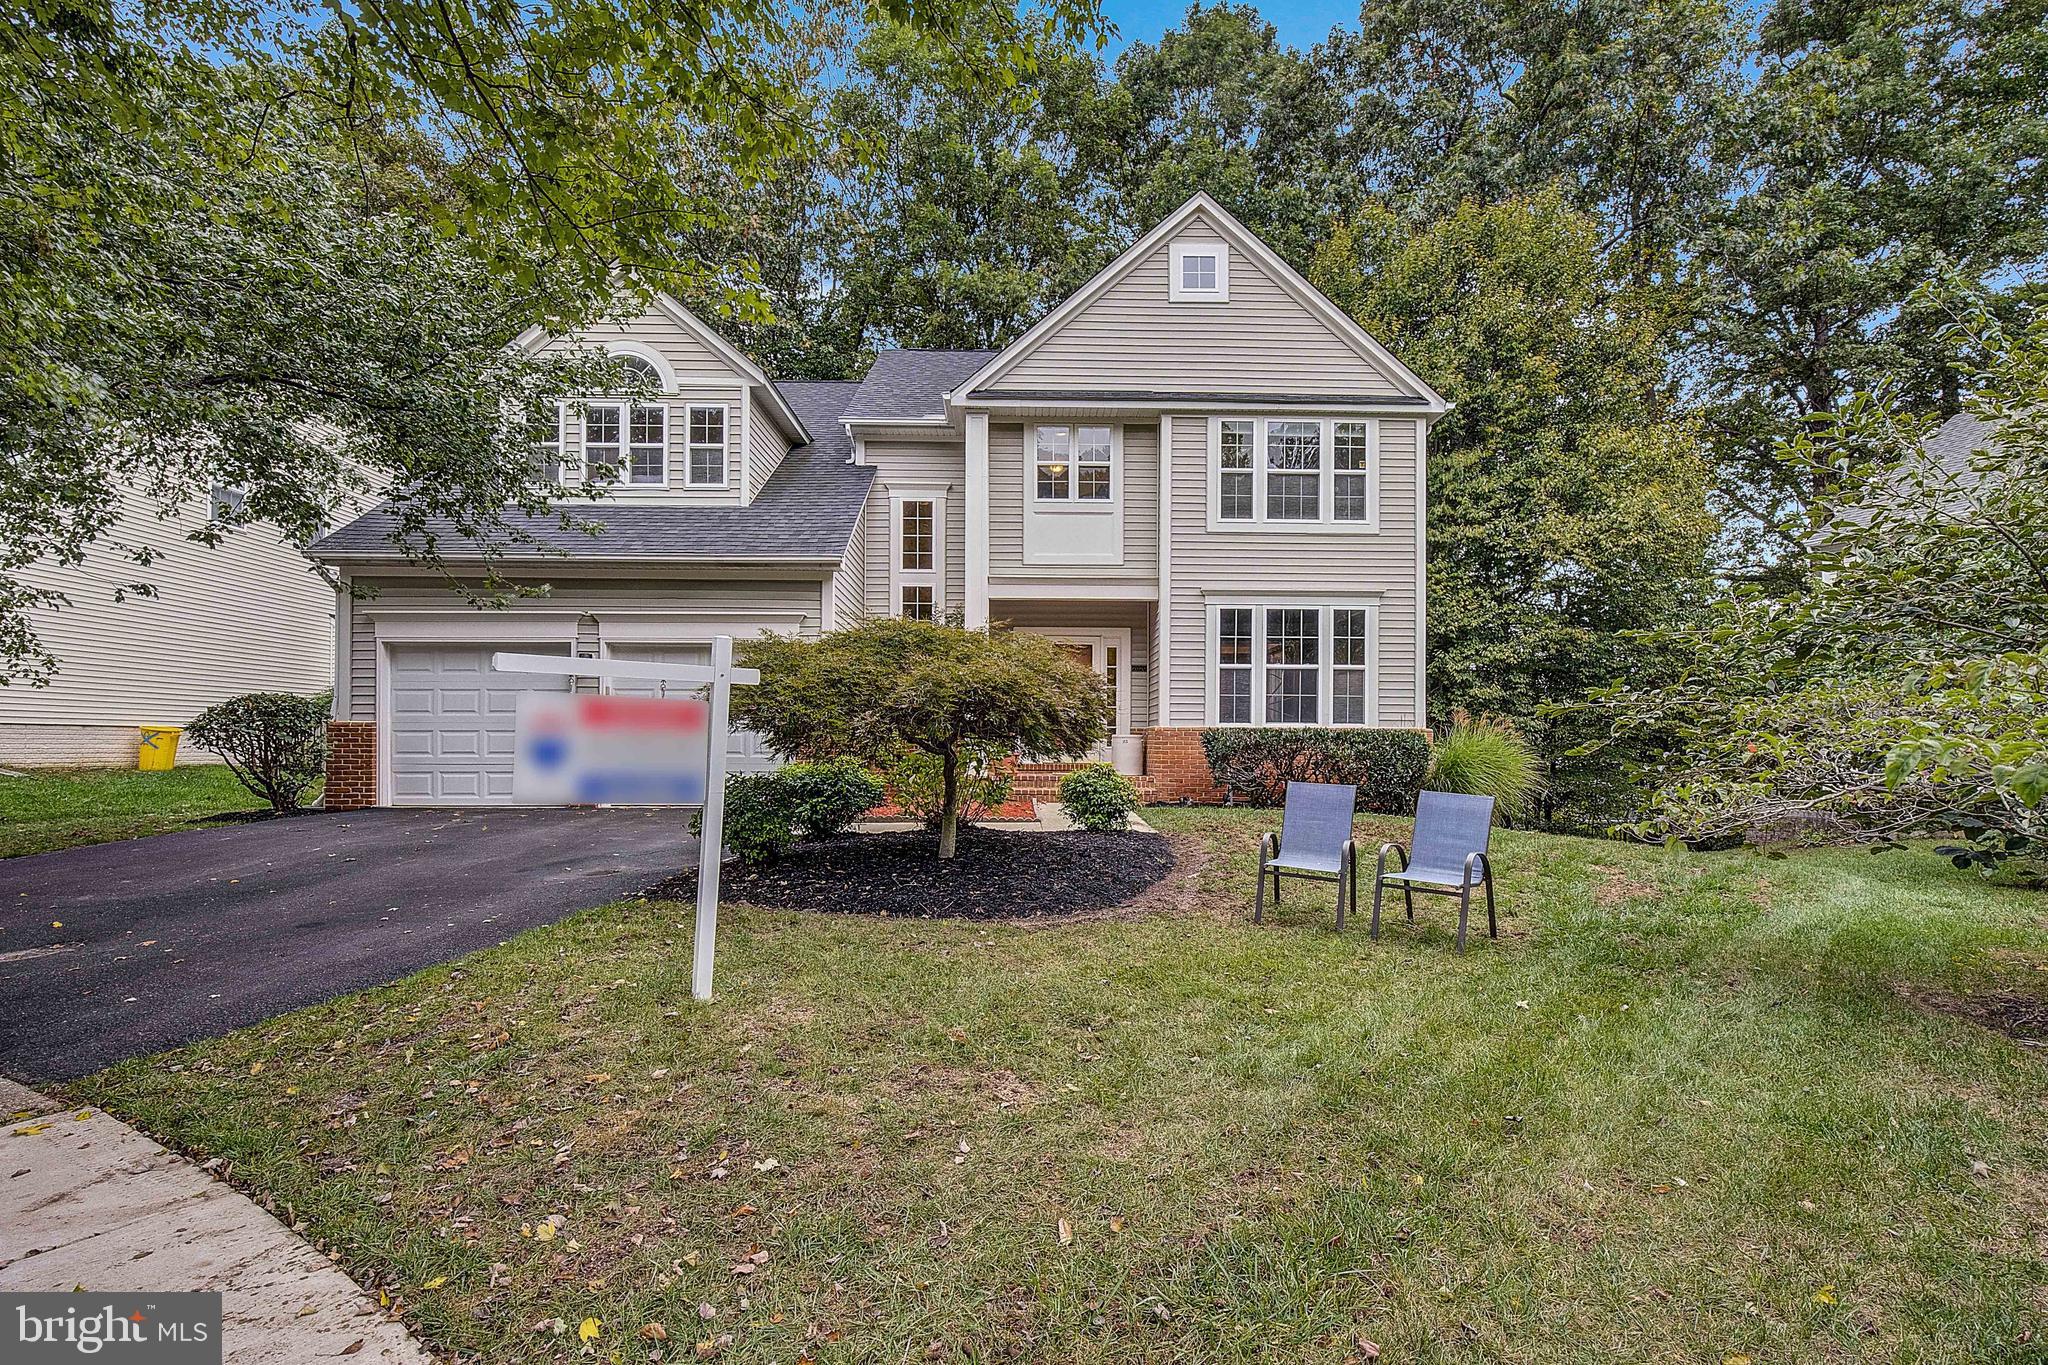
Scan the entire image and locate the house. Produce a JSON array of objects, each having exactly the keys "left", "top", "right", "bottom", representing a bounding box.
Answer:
[
  {"left": 0, "top": 488, "right": 337, "bottom": 767},
  {"left": 308, "top": 193, "right": 1446, "bottom": 808}
]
